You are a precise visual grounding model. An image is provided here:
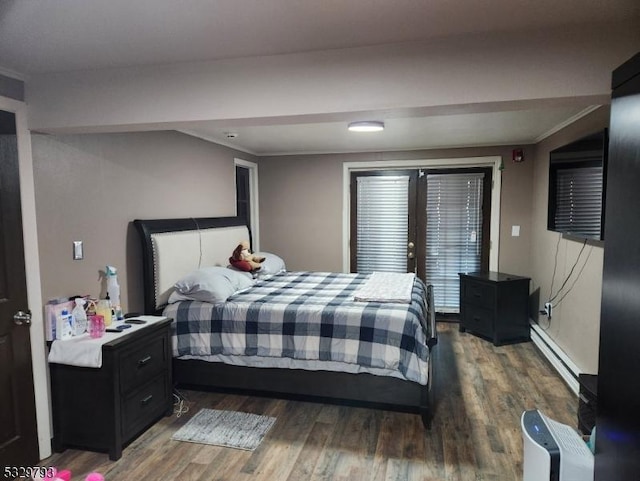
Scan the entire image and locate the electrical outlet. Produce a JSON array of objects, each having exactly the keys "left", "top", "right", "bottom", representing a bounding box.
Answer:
[{"left": 544, "top": 302, "right": 553, "bottom": 319}]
